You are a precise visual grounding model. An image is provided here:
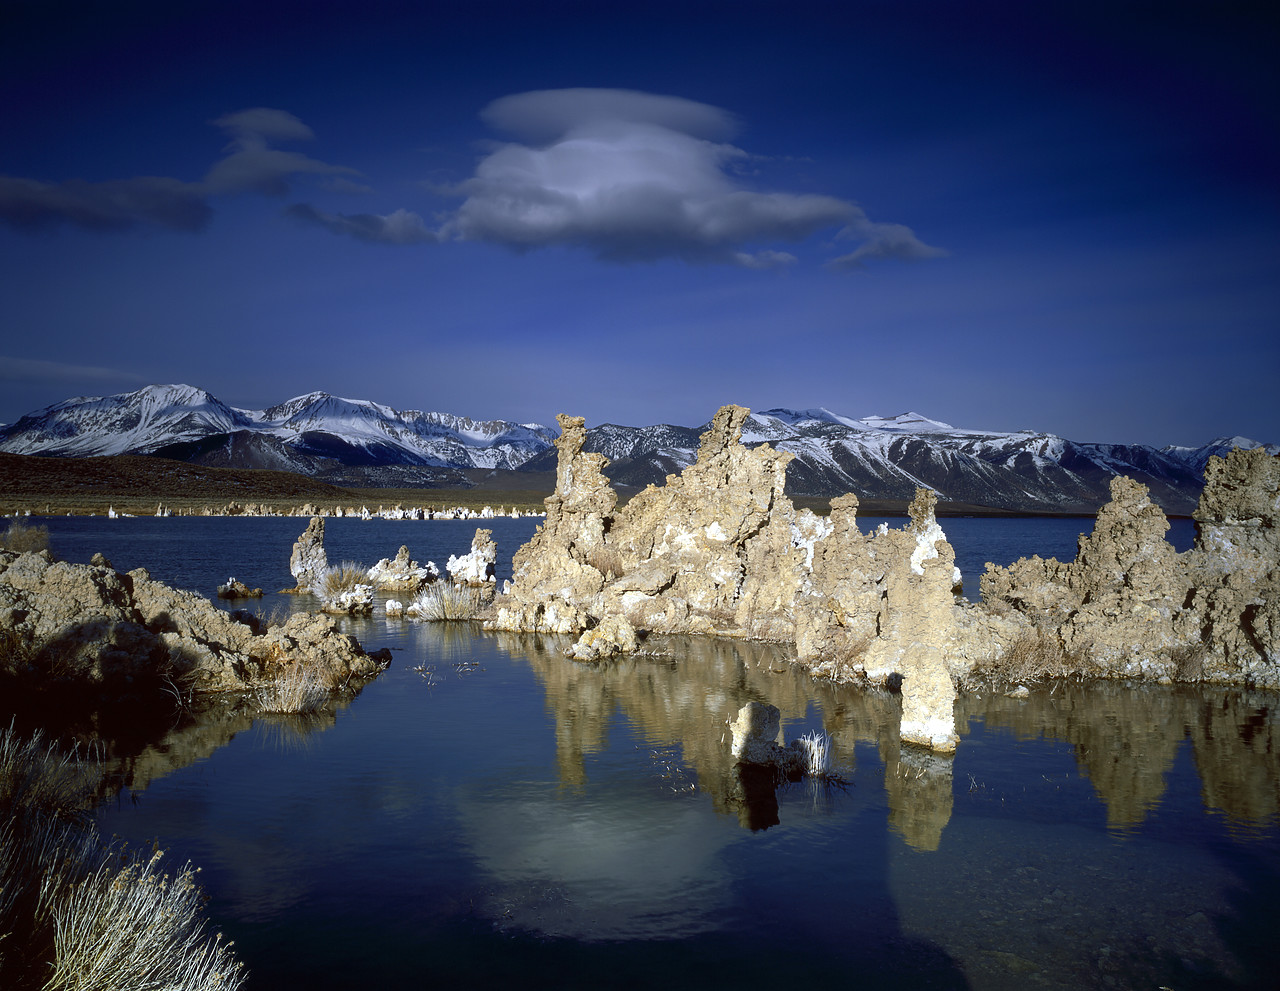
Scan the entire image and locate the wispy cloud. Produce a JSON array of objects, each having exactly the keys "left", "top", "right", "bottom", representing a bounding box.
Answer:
[
  {"left": 827, "top": 219, "right": 950, "bottom": 270},
  {"left": 0, "top": 107, "right": 357, "bottom": 232},
  {"left": 0, "top": 356, "right": 148, "bottom": 386},
  {"left": 285, "top": 203, "right": 437, "bottom": 244},
  {"left": 0, "top": 92, "right": 944, "bottom": 270},
  {"left": 0, "top": 175, "right": 210, "bottom": 232},
  {"left": 203, "top": 107, "right": 359, "bottom": 196}
]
